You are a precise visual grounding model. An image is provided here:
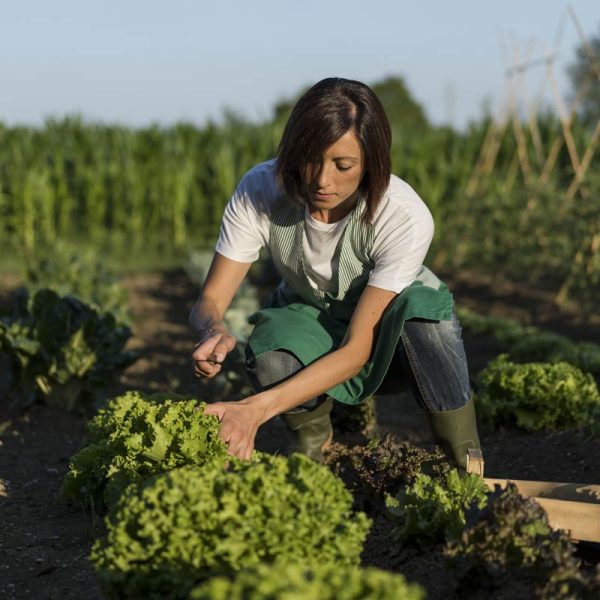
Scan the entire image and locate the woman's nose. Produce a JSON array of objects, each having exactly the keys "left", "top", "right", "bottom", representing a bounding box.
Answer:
[{"left": 317, "top": 164, "right": 332, "bottom": 190}]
